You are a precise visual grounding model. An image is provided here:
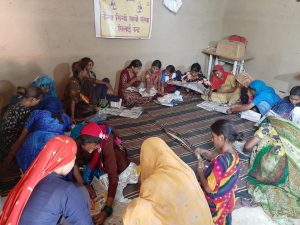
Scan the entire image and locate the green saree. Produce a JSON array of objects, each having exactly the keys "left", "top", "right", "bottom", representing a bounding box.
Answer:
[{"left": 248, "top": 116, "right": 300, "bottom": 224}]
